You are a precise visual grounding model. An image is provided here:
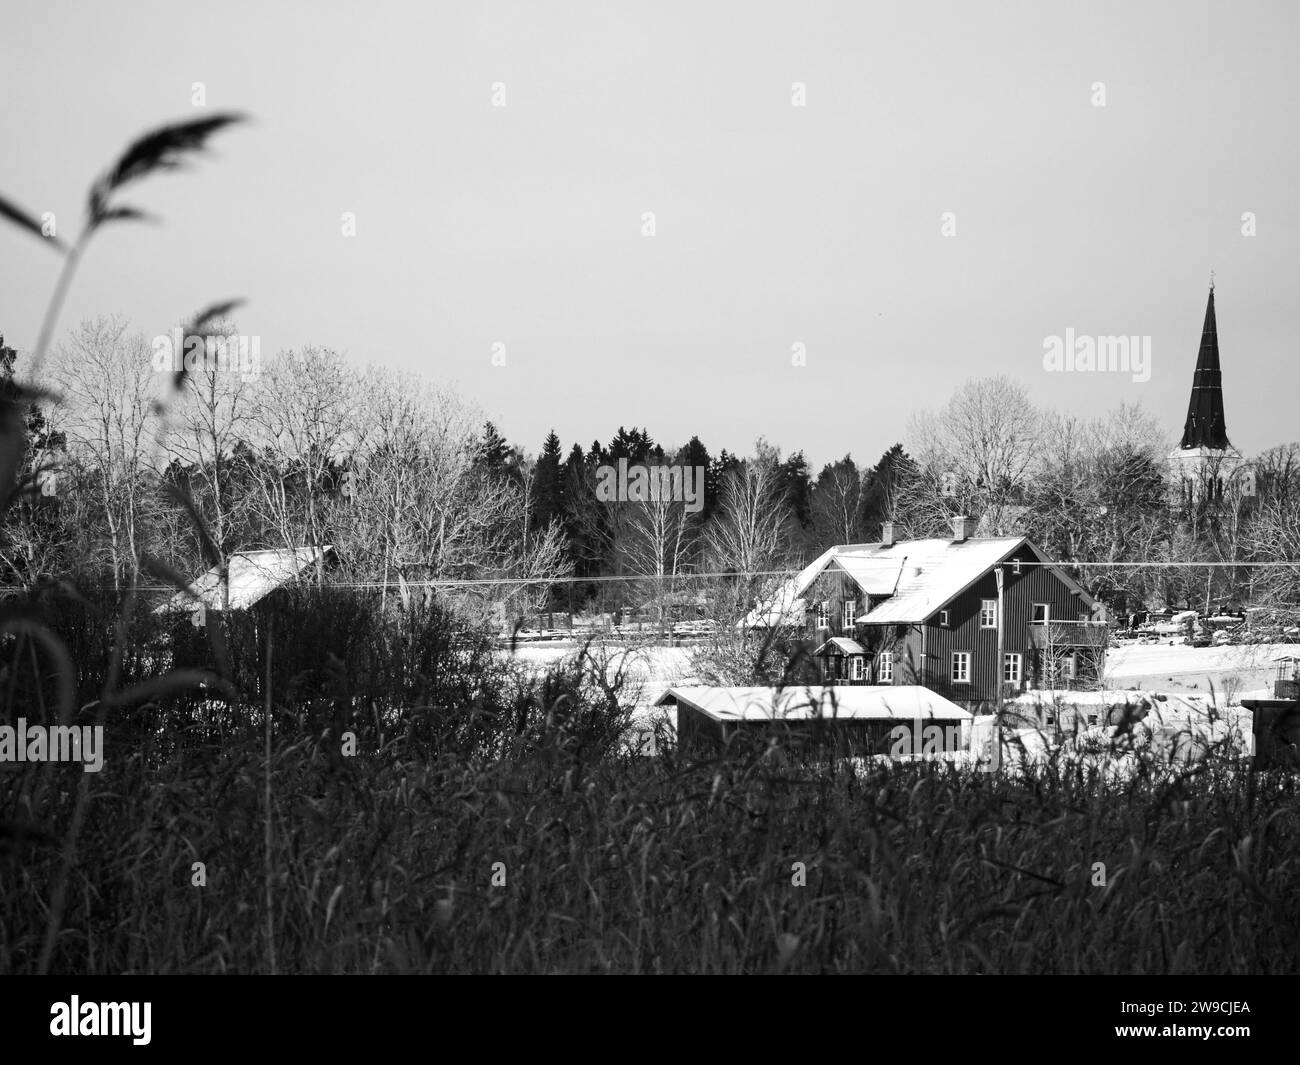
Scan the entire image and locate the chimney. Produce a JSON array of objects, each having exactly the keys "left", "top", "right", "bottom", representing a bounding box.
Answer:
[
  {"left": 881, "top": 521, "right": 895, "bottom": 547},
  {"left": 951, "top": 515, "right": 970, "bottom": 542}
]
